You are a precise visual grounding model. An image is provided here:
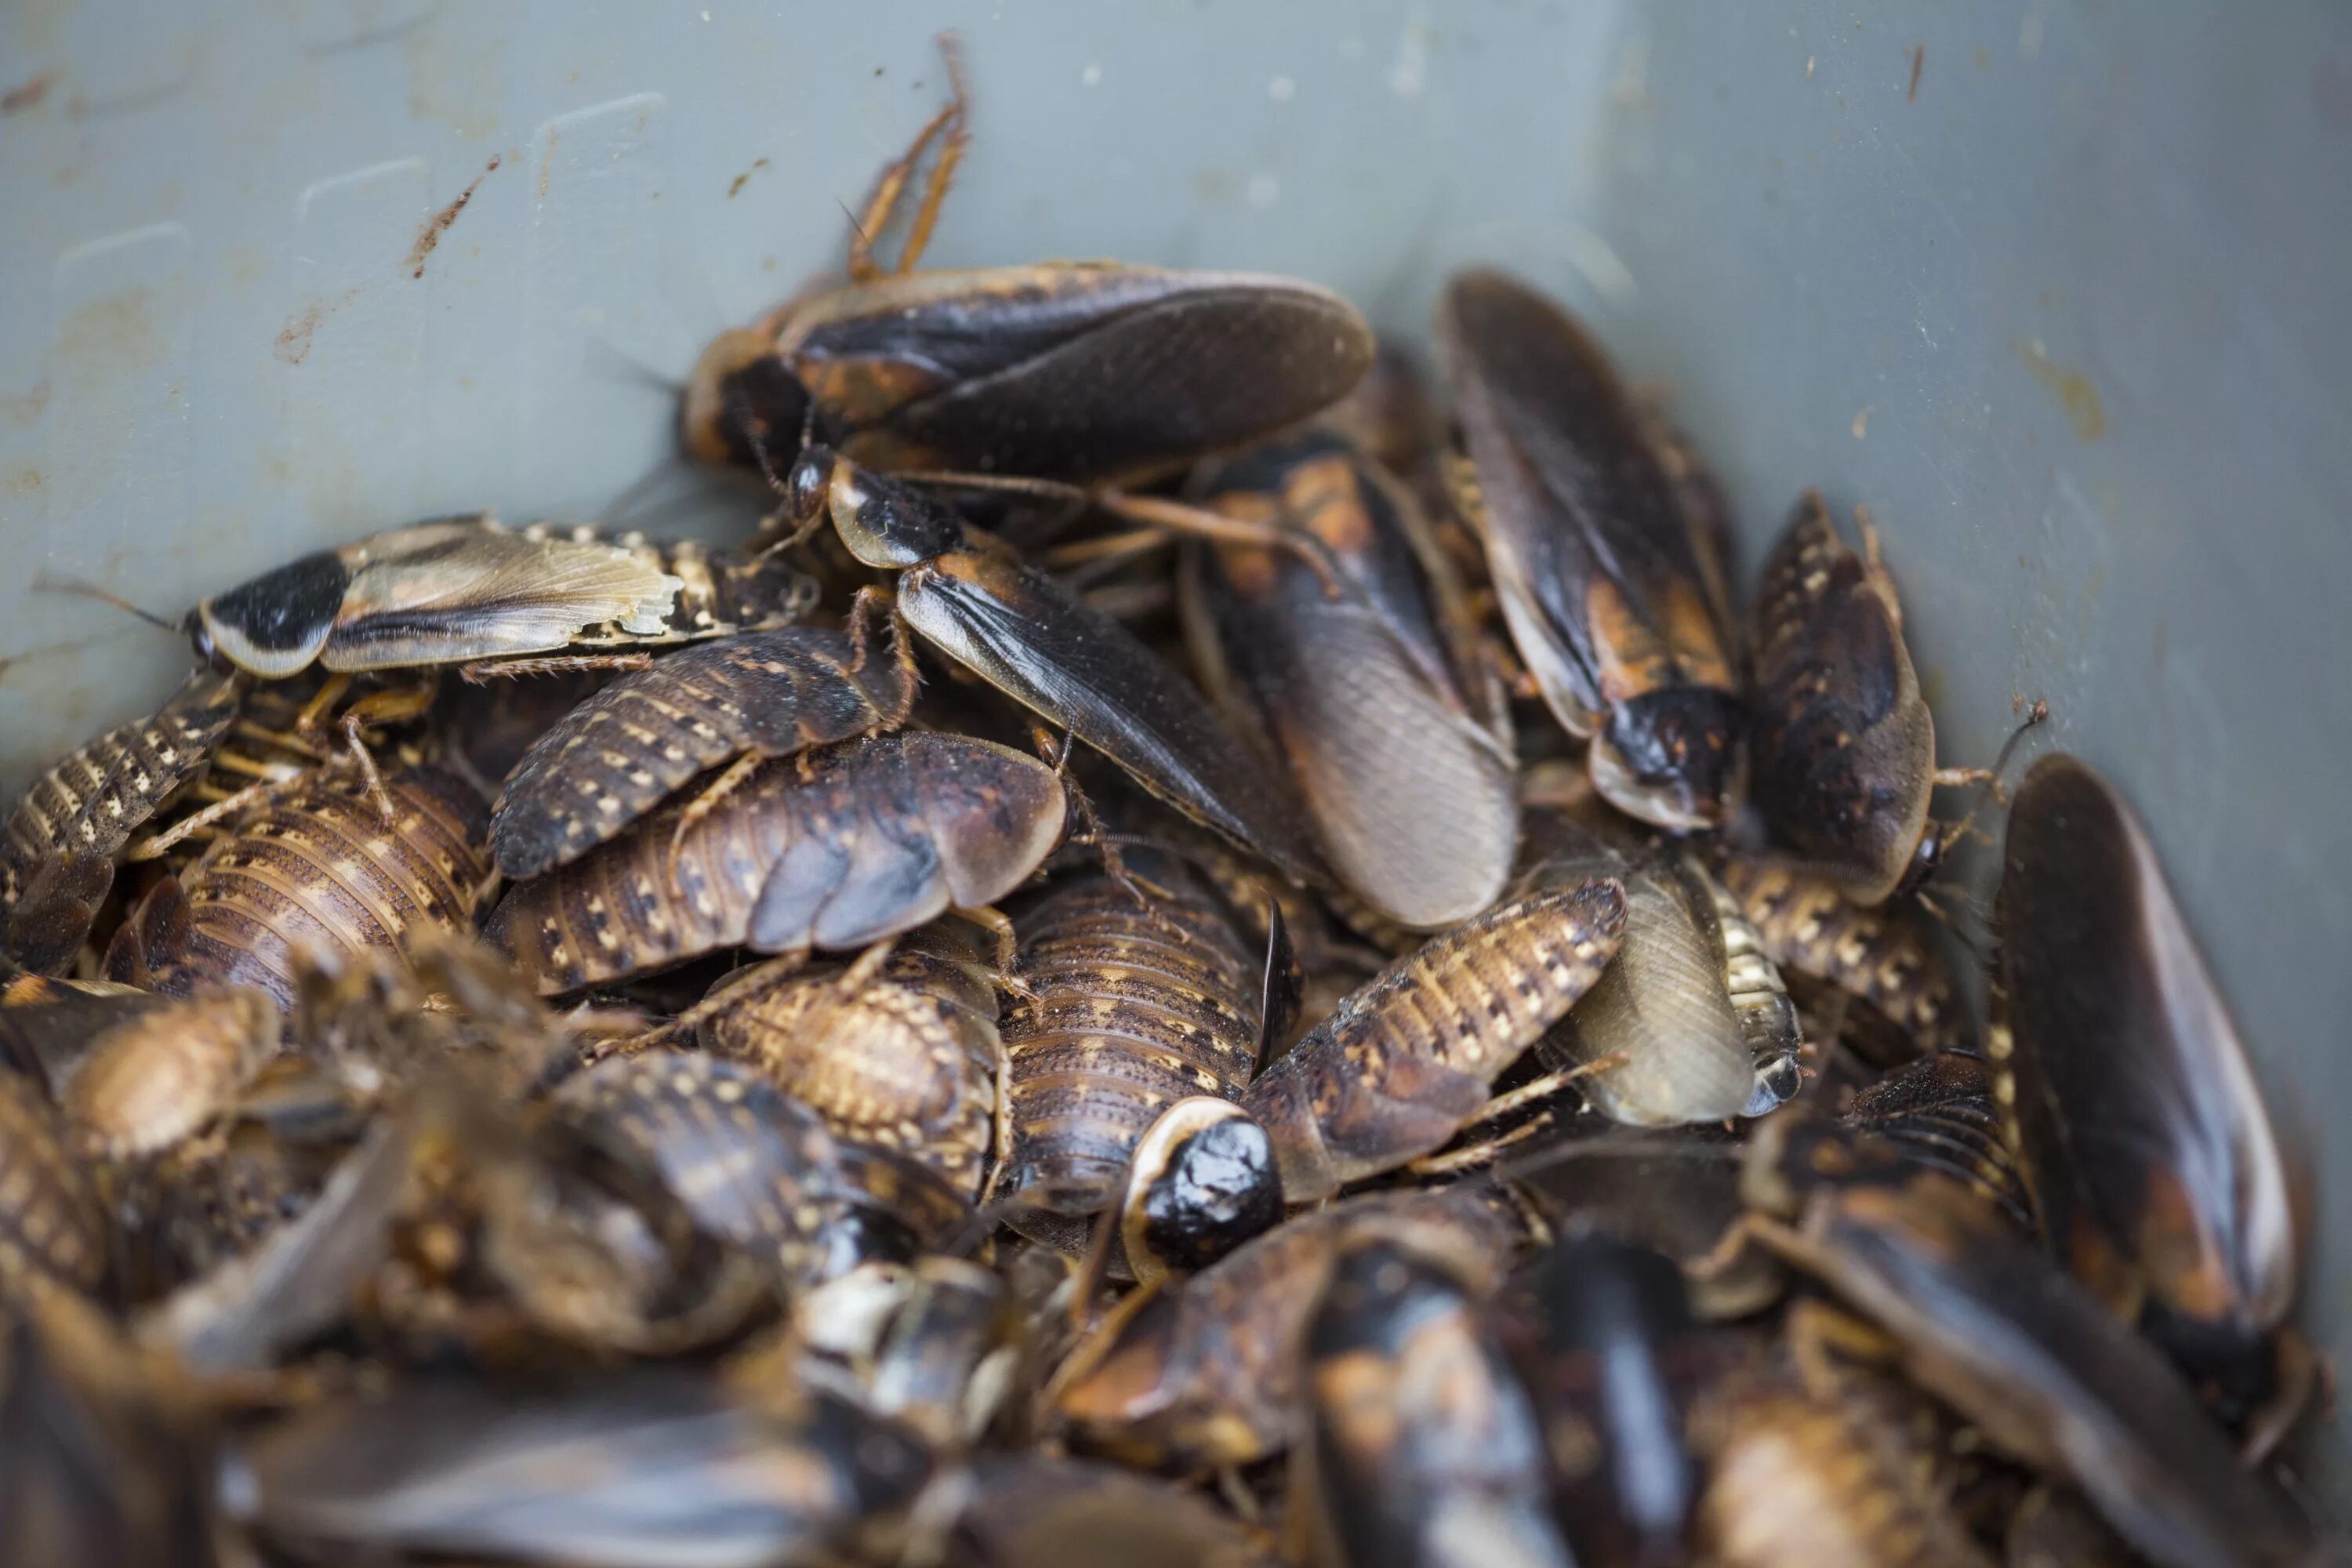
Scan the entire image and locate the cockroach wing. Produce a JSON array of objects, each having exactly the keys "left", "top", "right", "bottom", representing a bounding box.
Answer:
[
  {"left": 897, "top": 534, "right": 1325, "bottom": 885},
  {"left": 786, "top": 264, "right": 1375, "bottom": 483},
  {"left": 320, "top": 521, "right": 684, "bottom": 671},
  {"left": 2001, "top": 755, "right": 2296, "bottom": 1340},
  {"left": 1749, "top": 494, "right": 1933, "bottom": 900}
]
